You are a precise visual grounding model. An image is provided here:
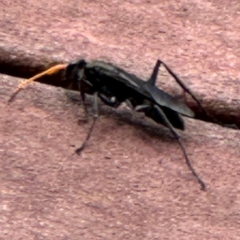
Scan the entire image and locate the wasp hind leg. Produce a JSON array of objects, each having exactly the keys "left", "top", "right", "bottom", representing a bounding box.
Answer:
[{"left": 154, "top": 104, "right": 206, "bottom": 190}]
